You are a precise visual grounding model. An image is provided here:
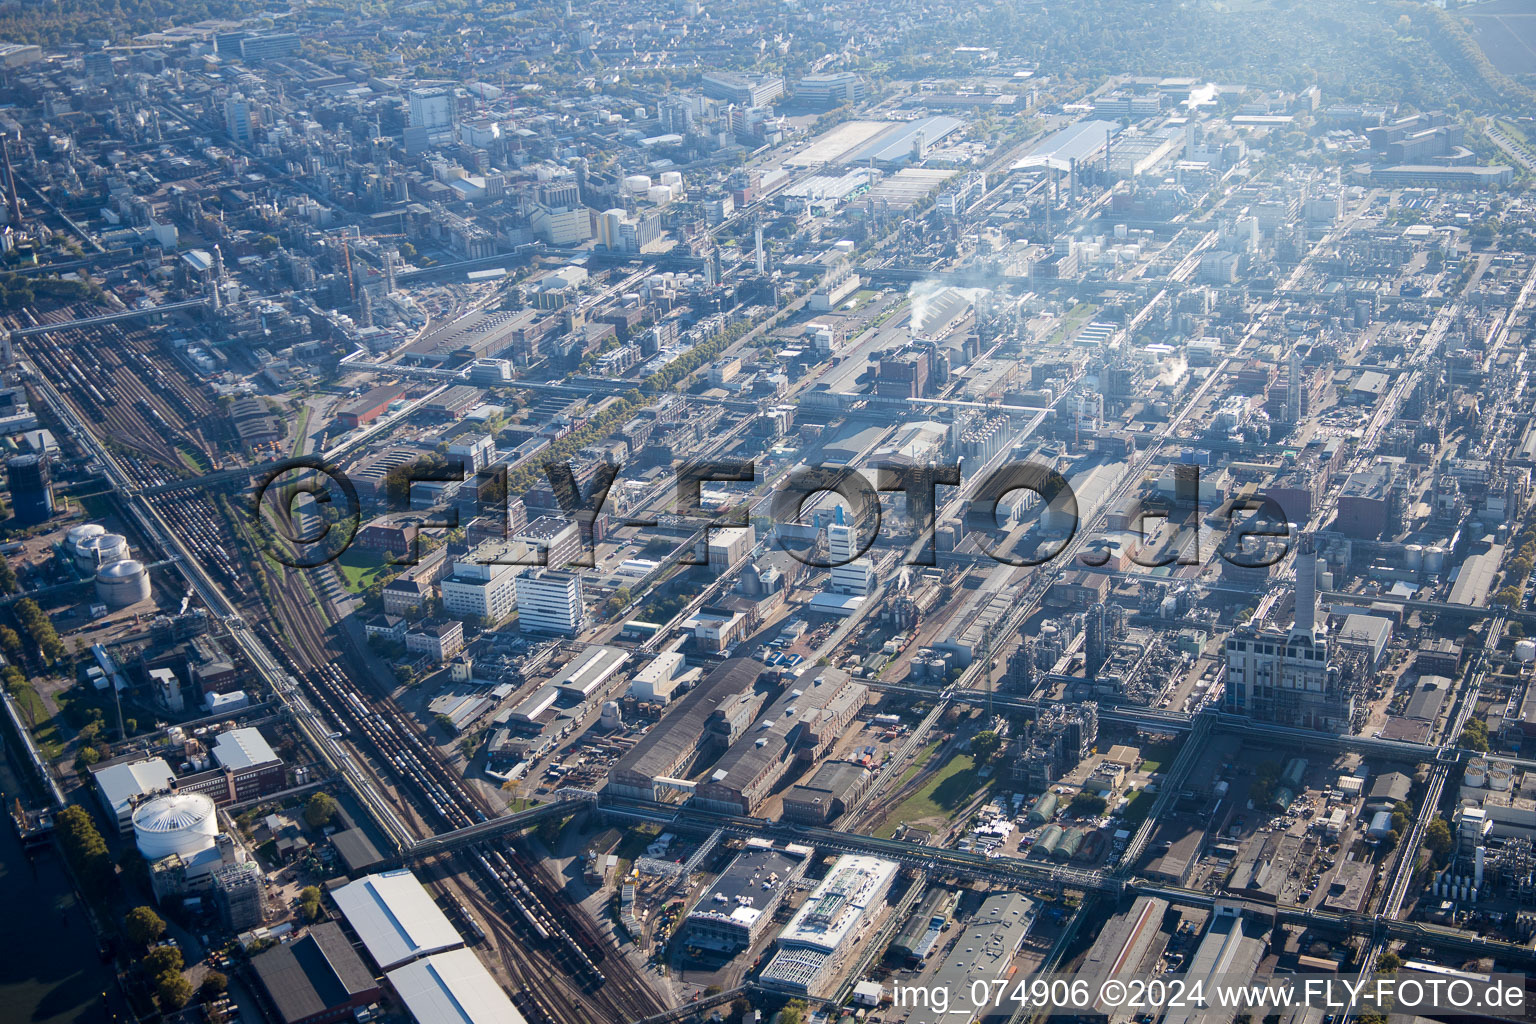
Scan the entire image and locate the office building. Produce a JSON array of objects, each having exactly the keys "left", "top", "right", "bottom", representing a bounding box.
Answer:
[
  {"left": 796, "top": 72, "right": 866, "bottom": 106},
  {"left": 514, "top": 569, "right": 584, "bottom": 634},
  {"left": 224, "top": 93, "right": 255, "bottom": 145},
  {"left": 440, "top": 558, "right": 520, "bottom": 621},
  {"left": 408, "top": 87, "right": 456, "bottom": 130}
]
